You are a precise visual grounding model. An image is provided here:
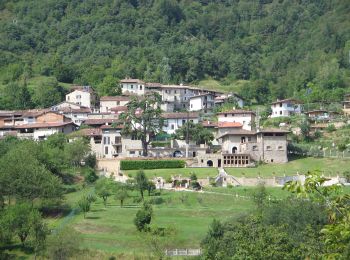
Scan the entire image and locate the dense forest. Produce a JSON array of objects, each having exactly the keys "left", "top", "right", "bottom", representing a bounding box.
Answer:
[{"left": 0, "top": 0, "right": 350, "bottom": 108}]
